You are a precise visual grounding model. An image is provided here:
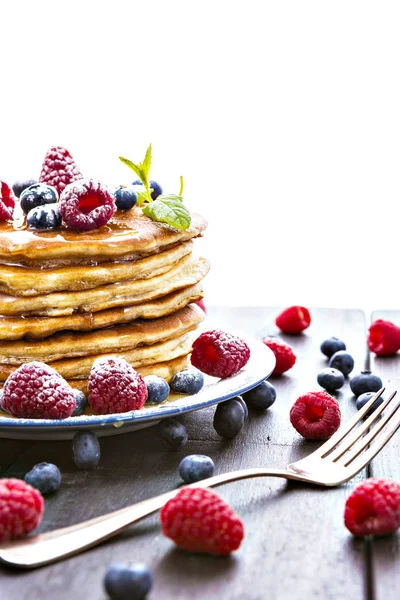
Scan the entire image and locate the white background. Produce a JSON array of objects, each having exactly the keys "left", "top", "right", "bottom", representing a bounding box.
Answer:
[{"left": 1, "top": 1, "right": 399, "bottom": 312}]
